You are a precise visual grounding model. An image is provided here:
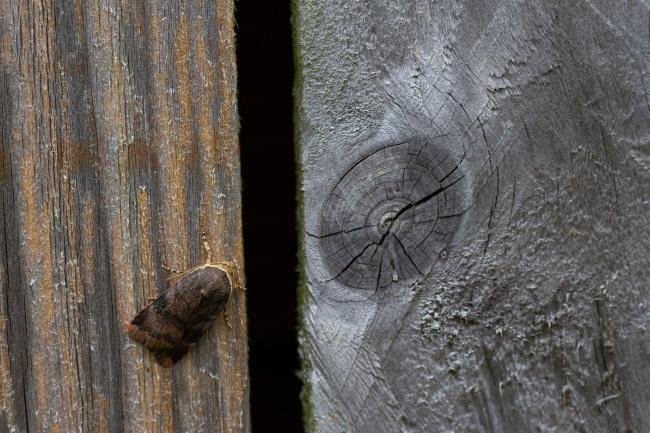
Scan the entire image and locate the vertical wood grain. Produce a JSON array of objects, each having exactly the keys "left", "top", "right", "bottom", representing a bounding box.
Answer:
[{"left": 0, "top": 0, "right": 248, "bottom": 432}]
